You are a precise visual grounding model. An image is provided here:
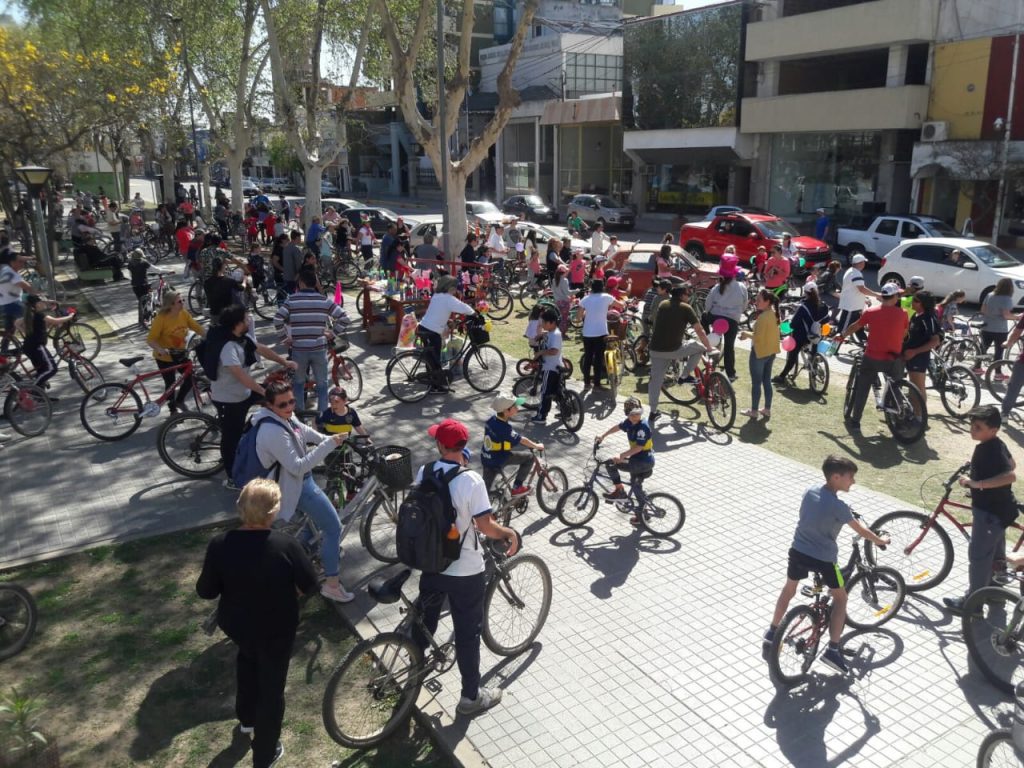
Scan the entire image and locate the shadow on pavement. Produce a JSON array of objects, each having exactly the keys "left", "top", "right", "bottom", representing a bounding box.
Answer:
[
  {"left": 549, "top": 526, "right": 677, "bottom": 599},
  {"left": 816, "top": 428, "right": 939, "bottom": 469}
]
